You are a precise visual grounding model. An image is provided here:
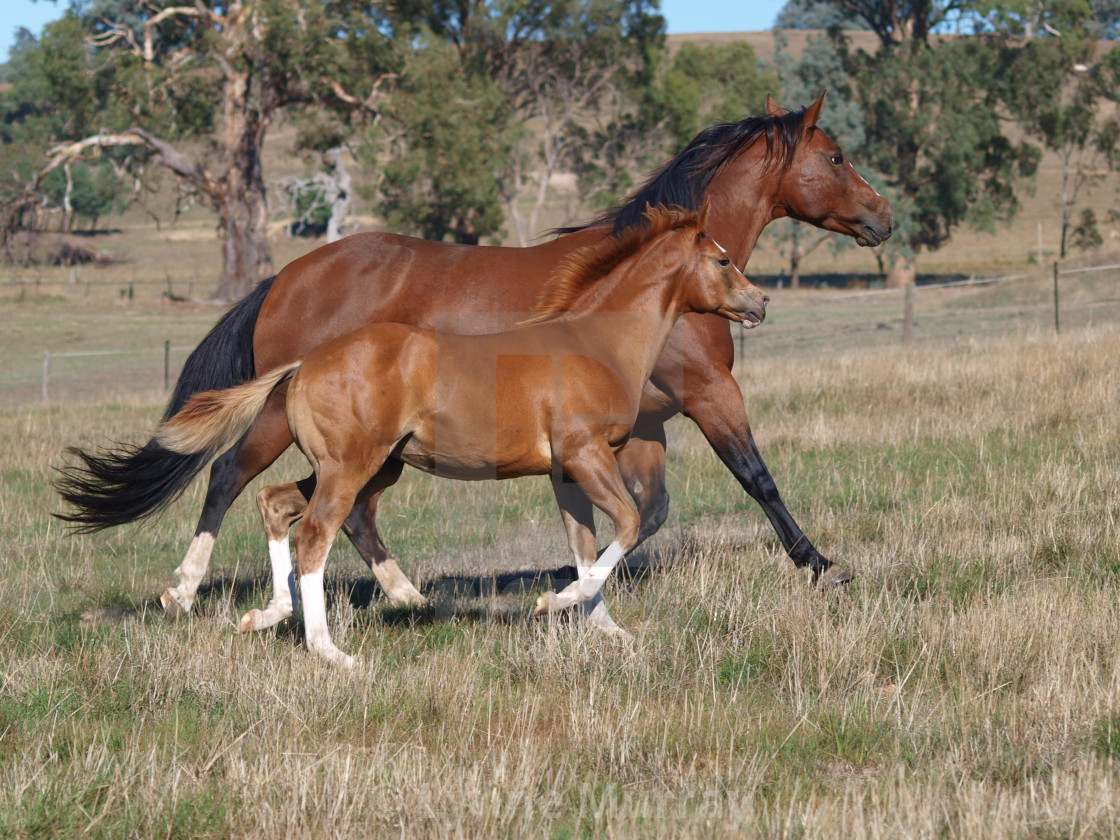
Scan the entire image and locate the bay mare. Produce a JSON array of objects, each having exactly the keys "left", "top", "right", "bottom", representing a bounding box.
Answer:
[
  {"left": 56, "top": 94, "right": 892, "bottom": 626},
  {"left": 154, "top": 205, "right": 769, "bottom": 666}
]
